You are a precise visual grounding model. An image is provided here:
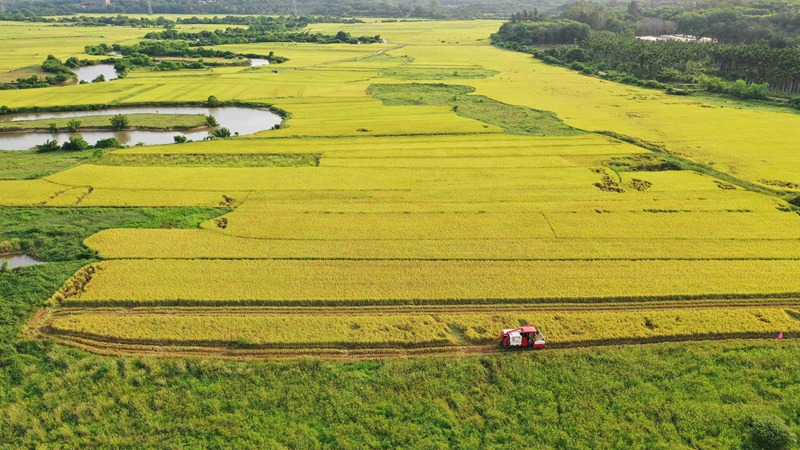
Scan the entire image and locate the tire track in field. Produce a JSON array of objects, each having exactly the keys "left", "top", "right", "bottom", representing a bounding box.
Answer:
[
  {"left": 31, "top": 299, "right": 800, "bottom": 360},
  {"left": 32, "top": 328, "right": 792, "bottom": 361}
]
